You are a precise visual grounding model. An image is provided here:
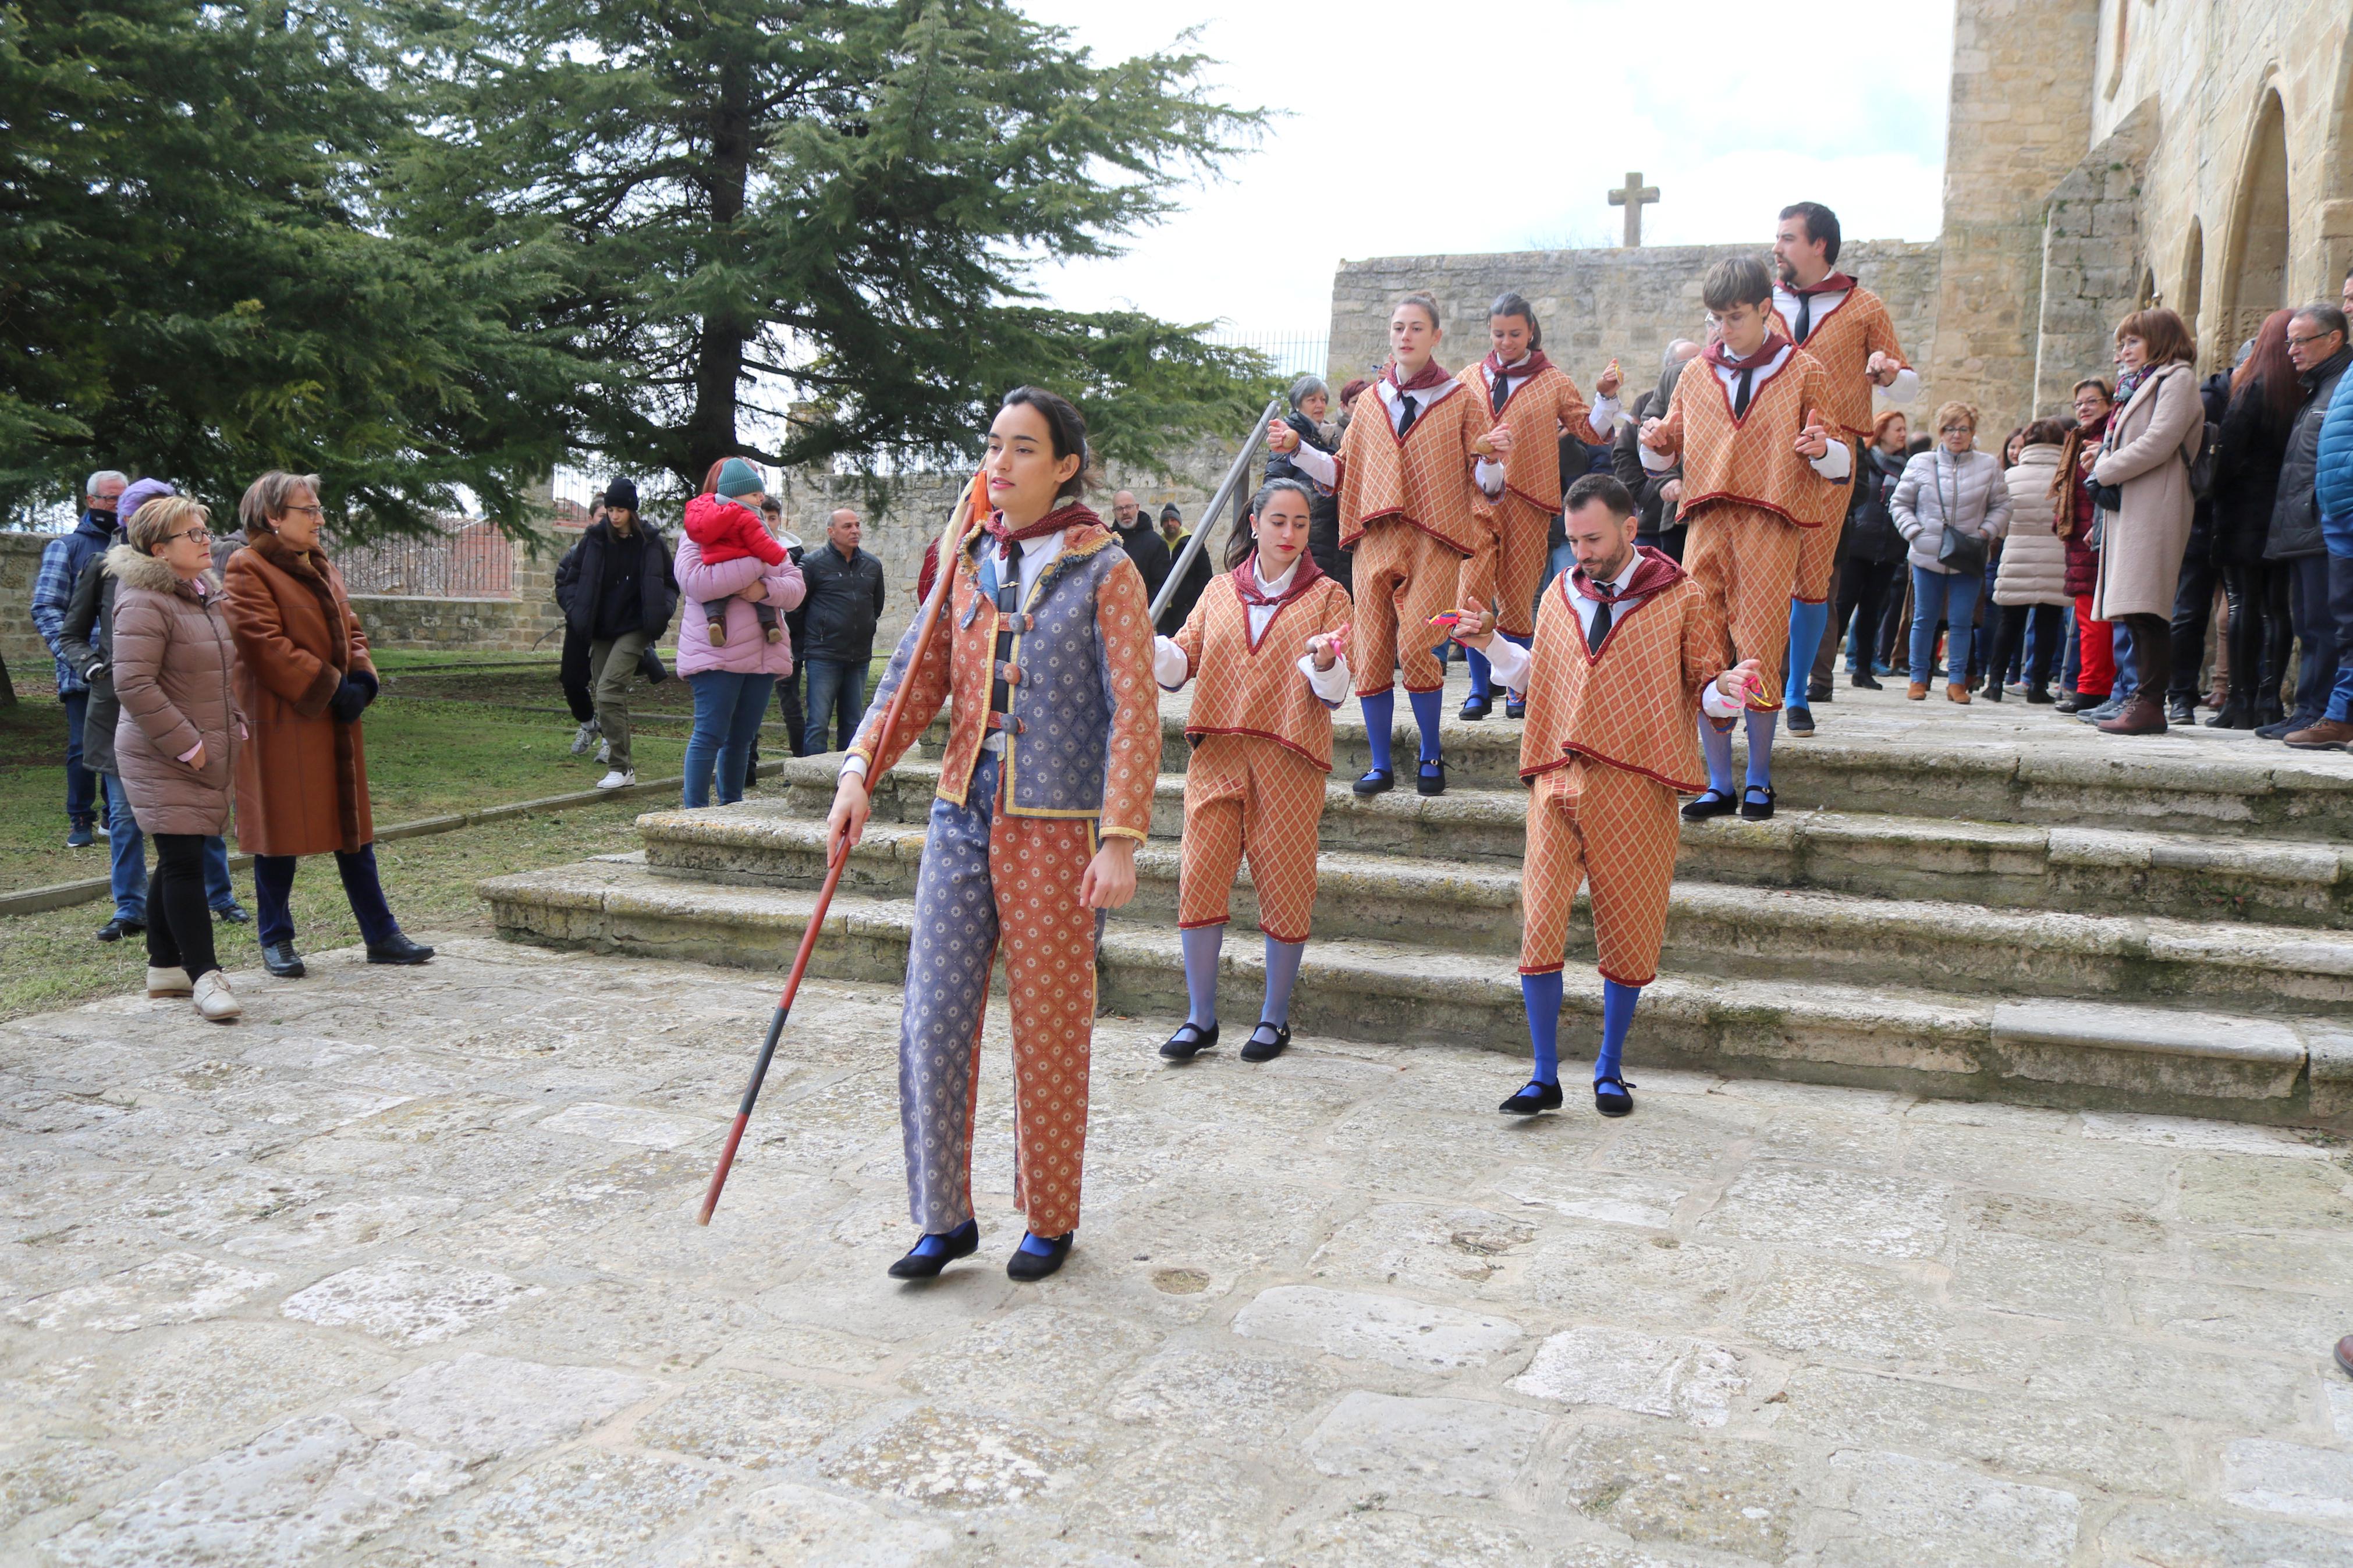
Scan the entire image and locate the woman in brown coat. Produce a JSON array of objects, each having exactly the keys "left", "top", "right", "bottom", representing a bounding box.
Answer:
[
  {"left": 222, "top": 471, "right": 432, "bottom": 977},
  {"left": 109, "top": 496, "right": 245, "bottom": 1022},
  {"left": 2085, "top": 308, "right": 2204, "bottom": 734}
]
